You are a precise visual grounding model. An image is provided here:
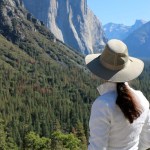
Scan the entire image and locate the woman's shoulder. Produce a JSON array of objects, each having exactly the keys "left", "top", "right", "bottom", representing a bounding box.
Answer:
[
  {"left": 131, "top": 88, "right": 149, "bottom": 109},
  {"left": 92, "top": 91, "right": 117, "bottom": 110}
]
